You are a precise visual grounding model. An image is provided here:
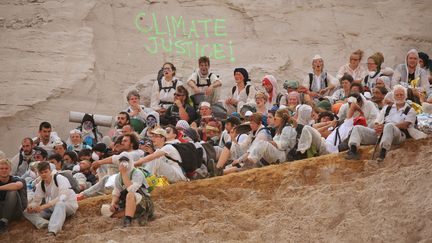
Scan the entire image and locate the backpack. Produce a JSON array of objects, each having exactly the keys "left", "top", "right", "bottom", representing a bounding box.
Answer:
[
  {"left": 275, "top": 93, "right": 284, "bottom": 107},
  {"left": 384, "top": 104, "right": 414, "bottom": 138},
  {"left": 165, "top": 143, "right": 203, "bottom": 174},
  {"left": 157, "top": 78, "right": 178, "bottom": 93},
  {"left": 287, "top": 124, "right": 305, "bottom": 160},
  {"left": 308, "top": 73, "right": 328, "bottom": 92},
  {"left": 41, "top": 171, "right": 81, "bottom": 194},
  {"left": 251, "top": 127, "right": 272, "bottom": 143},
  {"left": 196, "top": 73, "right": 217, "bottom": 87},
  {"left": 200, "top": 142, "right": 217, "bottom": 168},
  {"left": 231, "top": 84, "right": 252, "bottom": 97},
  {"left": 119, "top": 168, "right": 157, "bottom": 193}
]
